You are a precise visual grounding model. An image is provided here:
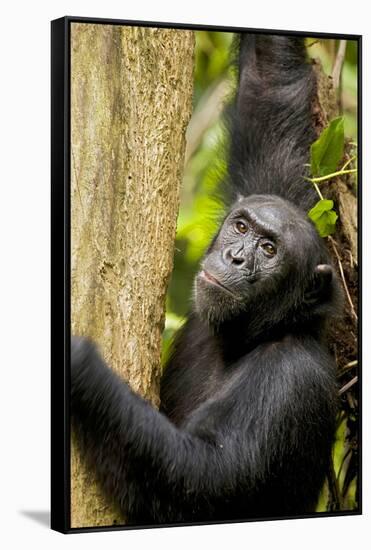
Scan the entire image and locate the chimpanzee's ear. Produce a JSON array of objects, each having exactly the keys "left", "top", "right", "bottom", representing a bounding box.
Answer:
[{"left": 304, "top": 264, "right": 333, "bottom": 304}]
